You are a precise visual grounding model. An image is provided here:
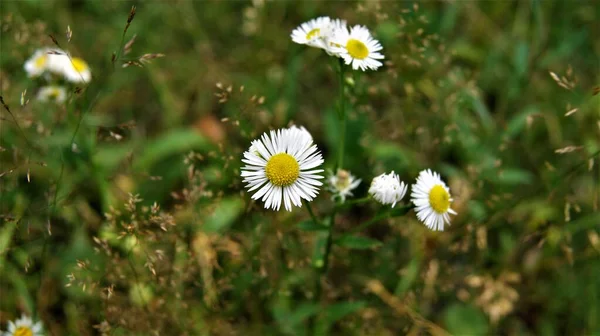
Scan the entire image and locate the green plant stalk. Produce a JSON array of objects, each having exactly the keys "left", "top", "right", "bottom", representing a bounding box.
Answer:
[
  {"left": 310, "top": 59, "right": 347, "bottom": 334},
  {"left": 304, "top": 200, "right": 320, "bottom": 225},
  {"left": 337, "top": 58, "right": 346, "bottom": 170}
]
